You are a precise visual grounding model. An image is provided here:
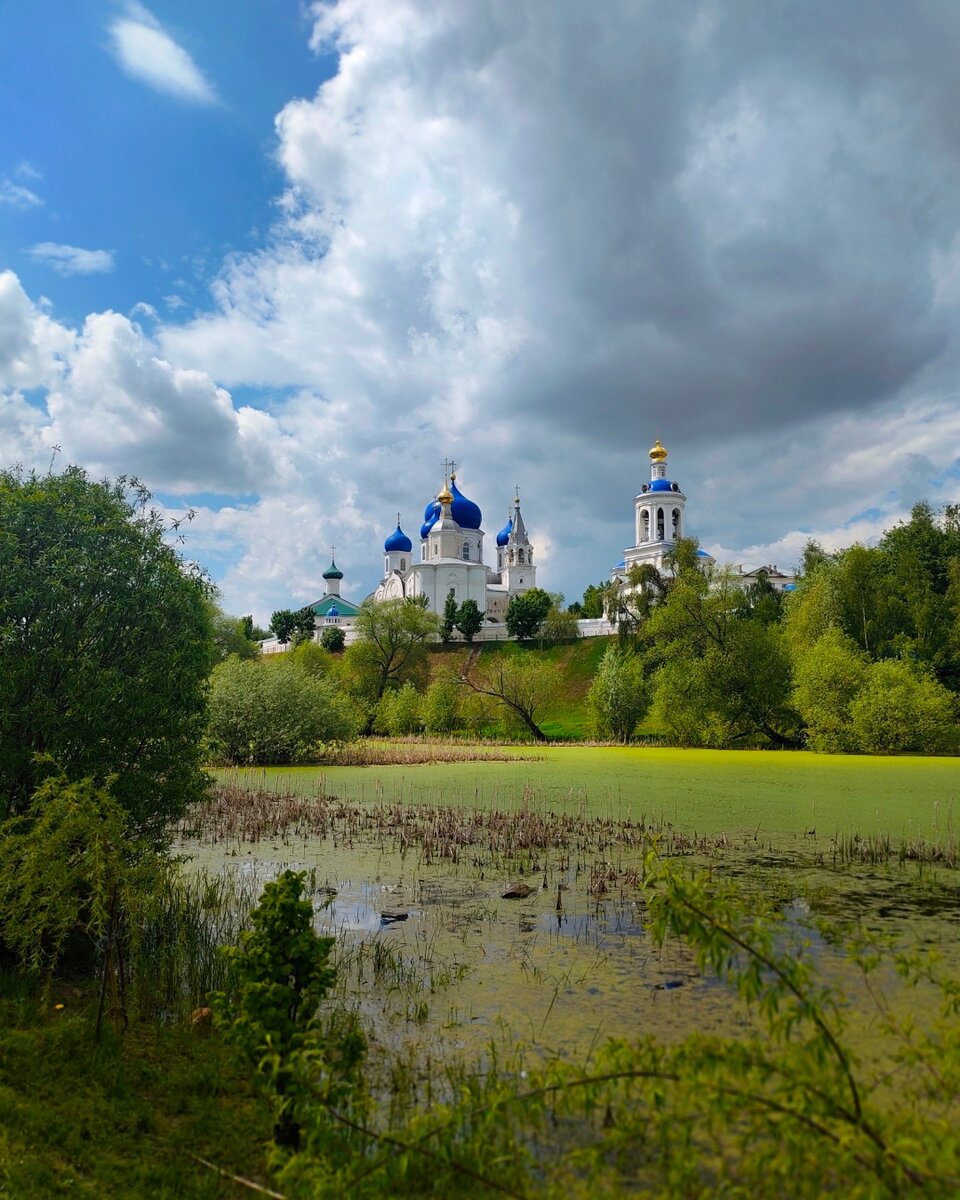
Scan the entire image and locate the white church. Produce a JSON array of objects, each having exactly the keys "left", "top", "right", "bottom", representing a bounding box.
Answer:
[
  {"left": 261, "top": 439, "right": 794, "bottom": 651},
  {"left": 371, "top": 462, "right": 537, "bottom": 620}
]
